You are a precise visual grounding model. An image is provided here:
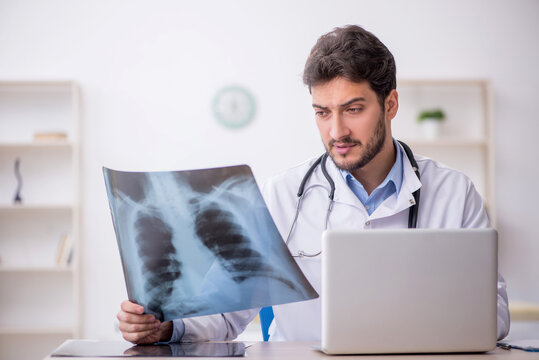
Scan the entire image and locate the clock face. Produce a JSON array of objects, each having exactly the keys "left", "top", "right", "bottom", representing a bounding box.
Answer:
[{"left": 213, "top": 86, "right": 256, "bottom": 129}]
